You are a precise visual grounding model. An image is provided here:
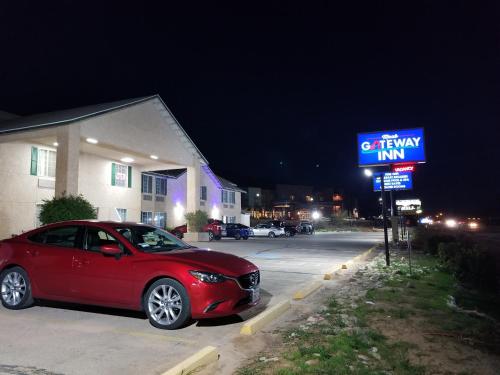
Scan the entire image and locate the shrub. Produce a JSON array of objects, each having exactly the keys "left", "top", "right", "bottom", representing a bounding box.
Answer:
[
  {"left": 39, "top": 193, "right": 97, "bottom": 225},
  {"left": 438, "top": 241, "right": 497, "bottom": 292},
  {"left": 185, "top": 210, "right": 208, "bottom": 232},
  {"left": 412, "top": 227, "right": 456, "bottom": 255}
]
